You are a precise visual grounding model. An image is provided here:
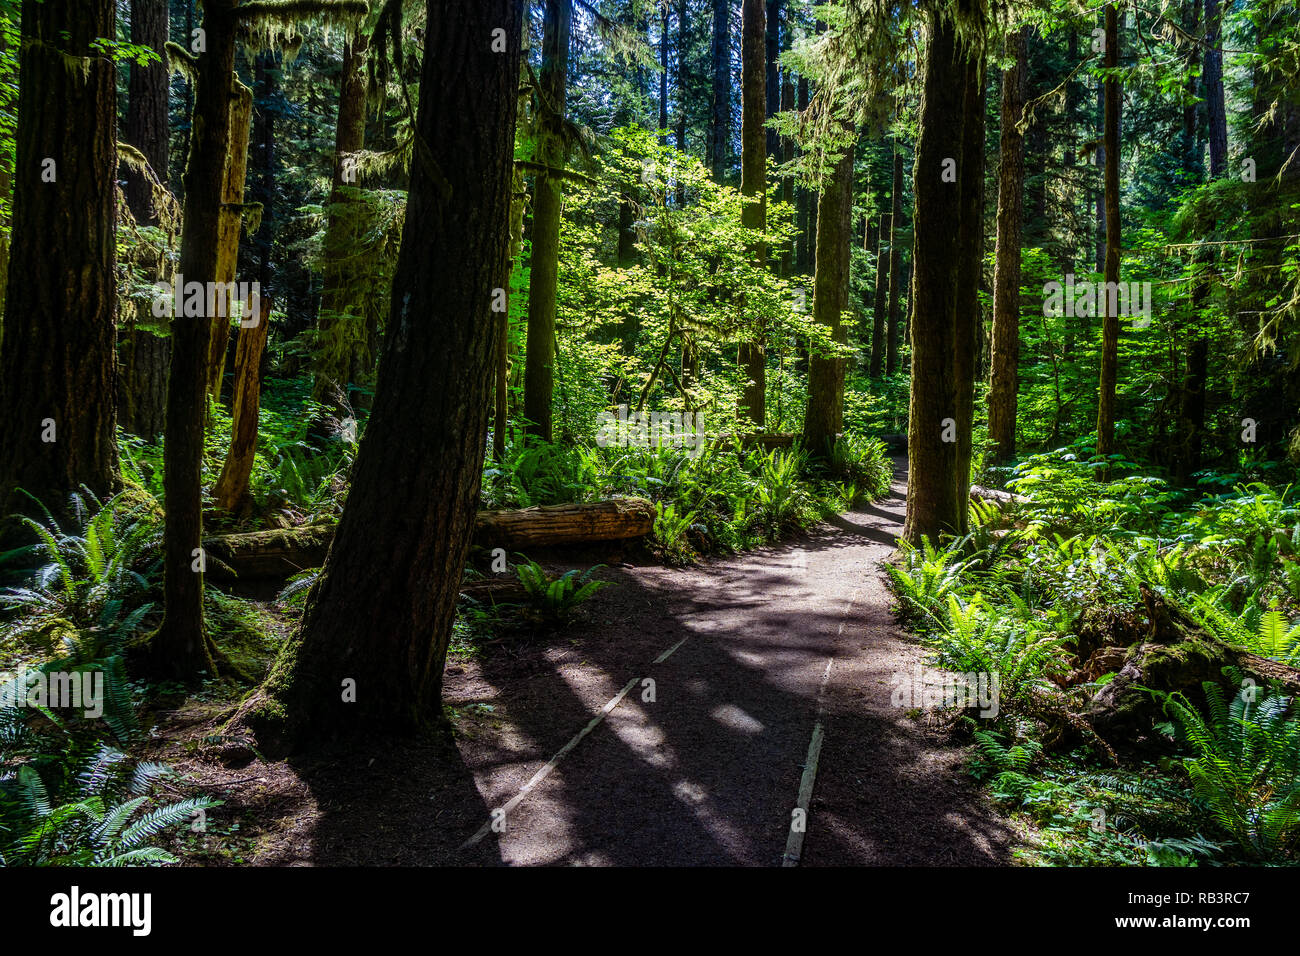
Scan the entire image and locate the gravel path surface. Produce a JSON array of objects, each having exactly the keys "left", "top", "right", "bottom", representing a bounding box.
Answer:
[{"left": 445, "top": 460, "right": 1015, "bottom": 866}]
